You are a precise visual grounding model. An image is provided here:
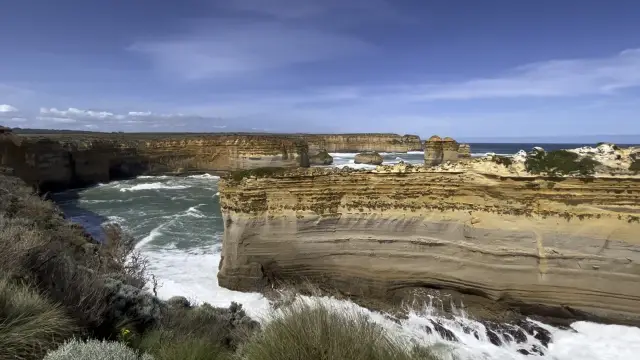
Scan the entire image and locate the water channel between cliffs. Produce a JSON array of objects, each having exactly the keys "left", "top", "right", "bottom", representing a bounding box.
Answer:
[{"left": 52, "top": 152, "right": 640, "bottom": 360}]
